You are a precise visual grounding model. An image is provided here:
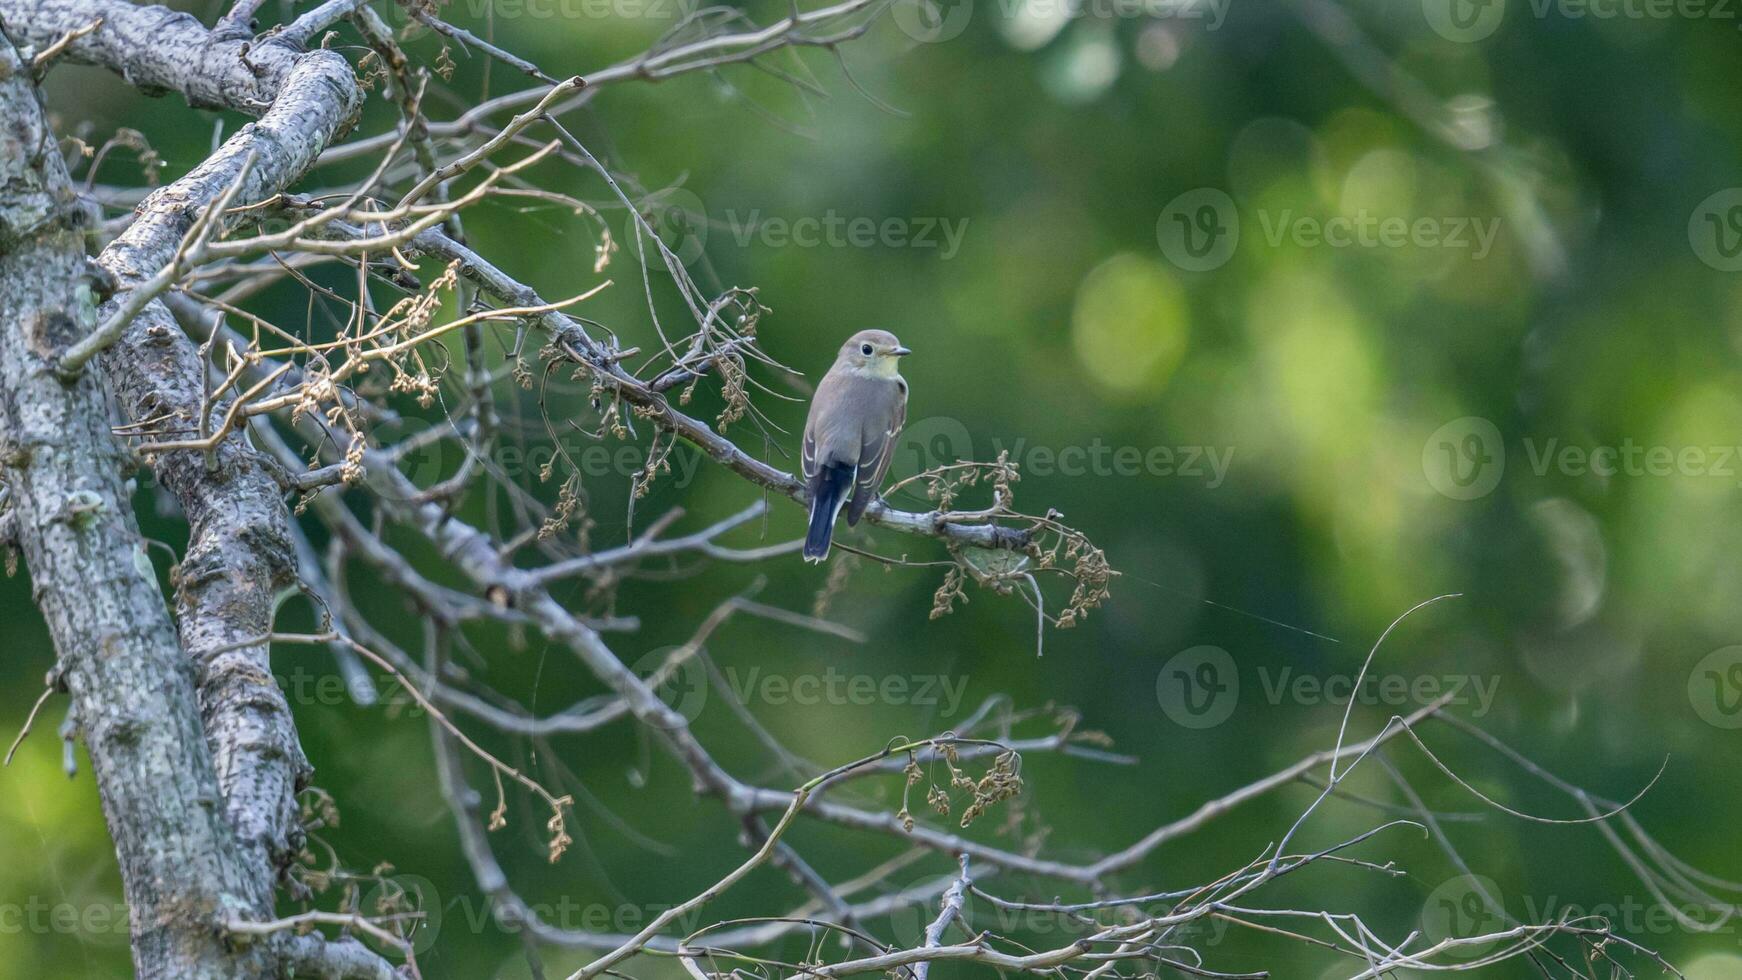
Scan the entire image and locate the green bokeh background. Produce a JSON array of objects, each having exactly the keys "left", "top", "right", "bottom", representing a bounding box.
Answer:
[{"left": 5, "top": 0, "right": 1742, "bottom": 976}]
